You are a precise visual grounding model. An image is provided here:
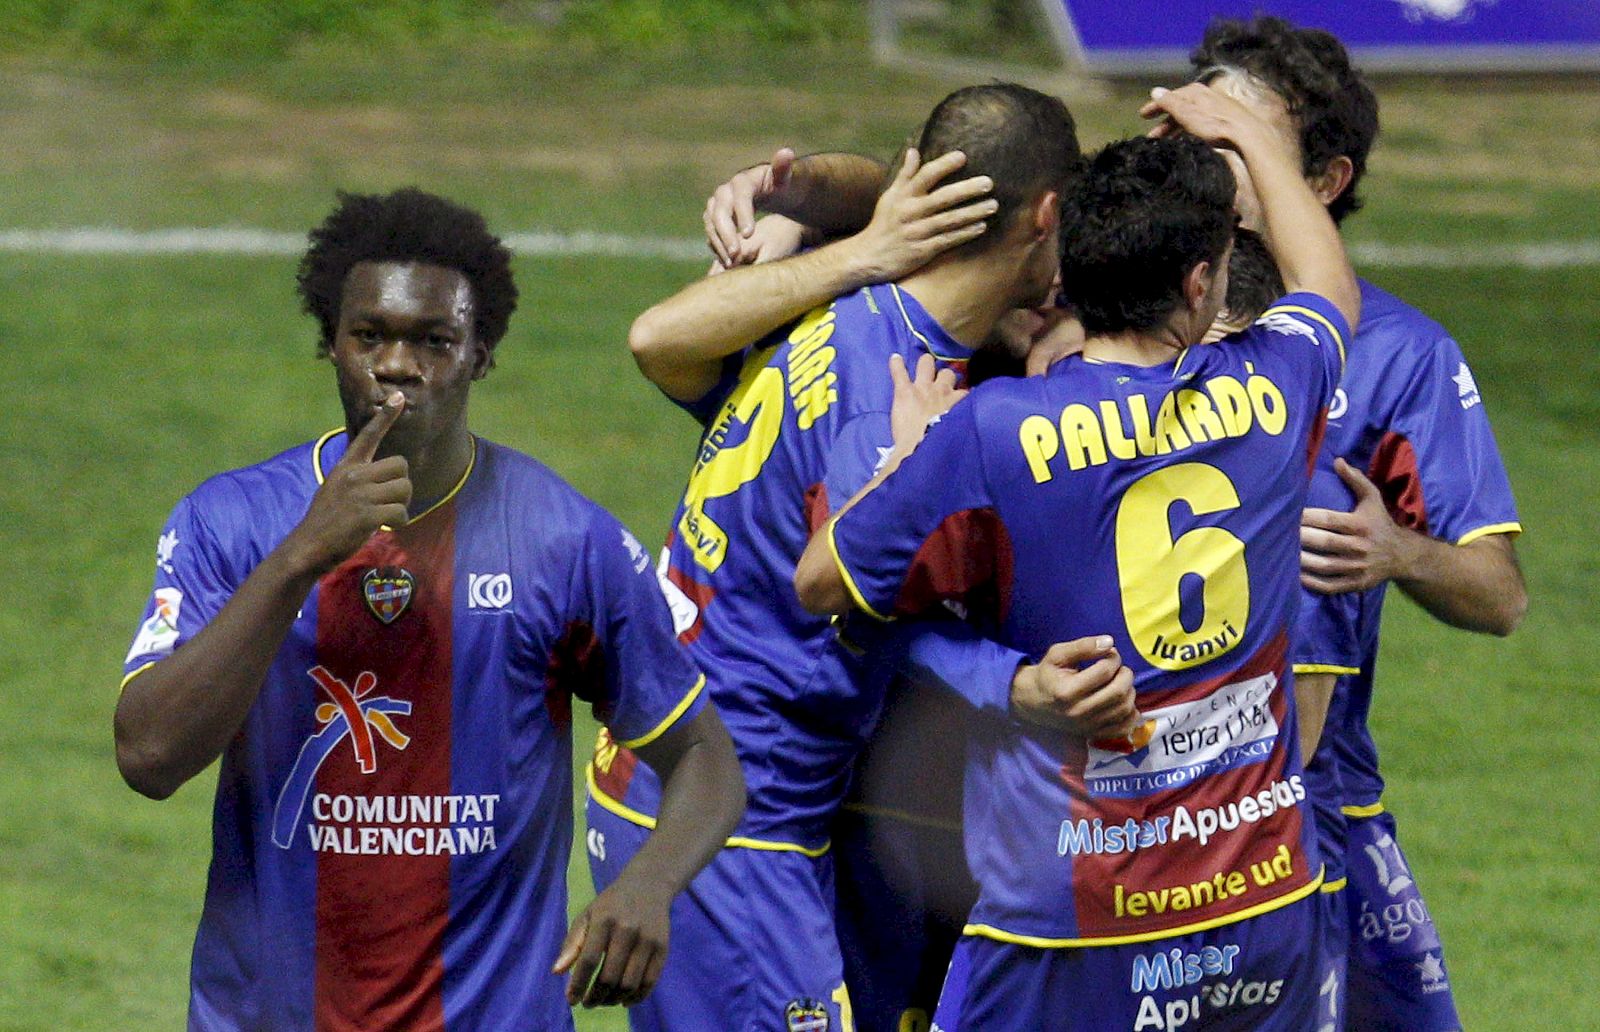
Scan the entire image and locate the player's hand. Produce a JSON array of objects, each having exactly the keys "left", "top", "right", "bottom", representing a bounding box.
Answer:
[
  {"left": 888, "top": 352, "right": 966, "bottom": 454},
  {"left": 280, "top": 392, "right": 412, "bottom": 576},
  {"left": 1139, "top": 83, "right": 1279, "bottom": 156},
  {"left": 706, "top": 214, "right": 808, "bottom": 275},
  {"left": 847, "top": 148, "right": 995, "bottom": 283},
  {"left": 704, "top": 147, "right": 797, "bottom": 267},
  {"left": 1011, "top": 636, "right": 1141, "bottom": 738},
  {"left": 553, "top": 878, "right": 672, "bottom": 1009},
  {"left": 1300, "top": 458, "right": 1423, "bottom": 594}
]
